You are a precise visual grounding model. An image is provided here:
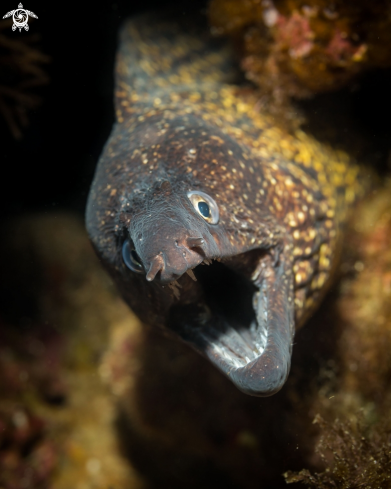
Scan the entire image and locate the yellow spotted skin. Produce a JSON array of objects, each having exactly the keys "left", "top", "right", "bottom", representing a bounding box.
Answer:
[
  {"left": 89, "top": 13, "right": 365, "bottom": 328},
  {"left": 86, "top": 12, "right": 368, "bottom": 396}
]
